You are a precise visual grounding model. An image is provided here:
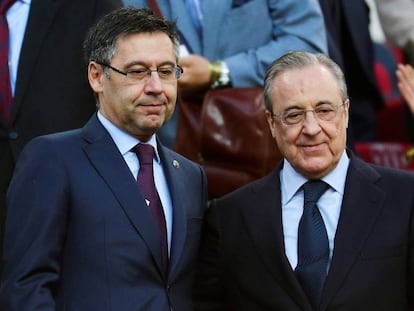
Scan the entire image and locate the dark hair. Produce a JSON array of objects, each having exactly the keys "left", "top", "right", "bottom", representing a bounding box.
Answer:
[
  {"left": 83, "top": 7, "right": 180, "bottom": 67},
  {"left": 263, "top": 51, "right": 348, "bottom": 112}
]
